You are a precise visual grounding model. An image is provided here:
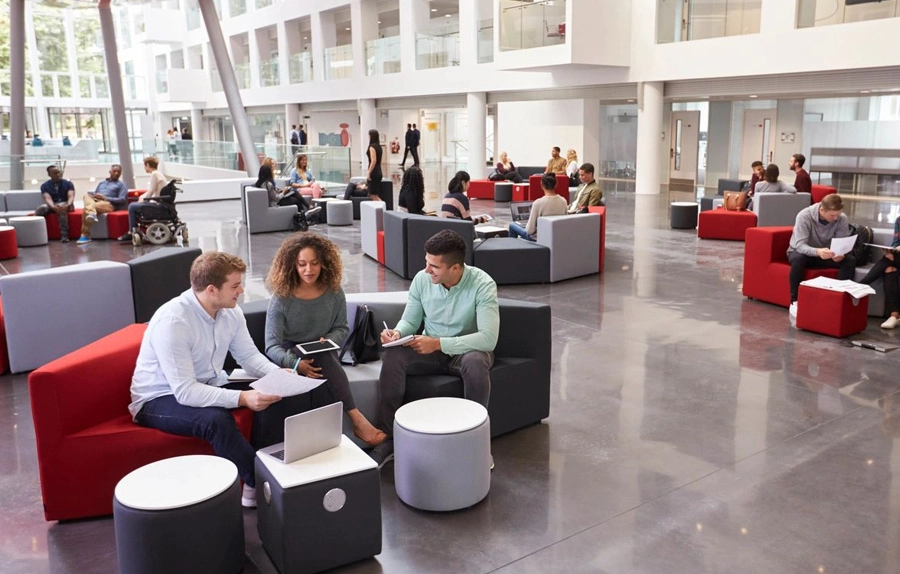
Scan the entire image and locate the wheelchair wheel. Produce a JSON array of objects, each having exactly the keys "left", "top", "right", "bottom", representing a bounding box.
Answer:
[{"left": 145, "top": 222, "right": 172, "bottom": 245}]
